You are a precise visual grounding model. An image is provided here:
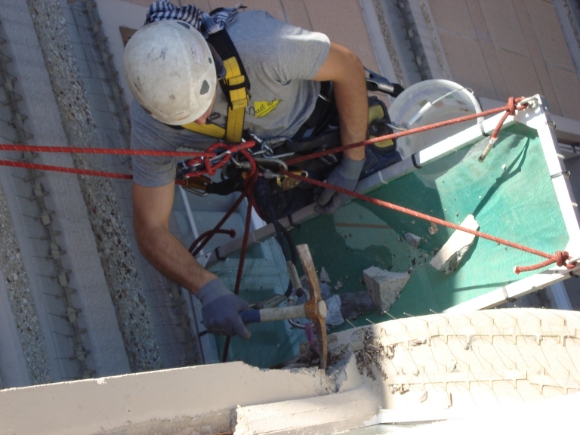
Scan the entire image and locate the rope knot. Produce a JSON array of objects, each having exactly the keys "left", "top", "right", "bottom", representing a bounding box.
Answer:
[
  {"left": 555, "top": 250, "right": 568, "bottom": 267},
  {"left": 506, "top": 96, "right": 516, "bottom": 116},
  {"left": 555, "top": 250, "right": 577, "bottom": 269}
]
